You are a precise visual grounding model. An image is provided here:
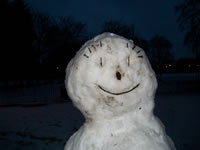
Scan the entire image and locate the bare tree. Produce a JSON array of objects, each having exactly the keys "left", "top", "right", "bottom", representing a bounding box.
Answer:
[
  {"left": 45, "top": 16, "right": 87, "bottom": 75},
  {"left": 102, "top": 20, "right": 151, "bottom": 60},
  {"left": 176, "top": 0, "right": 200, "bottom": 59},
  {"left": 150, "top": 35, "right": 173, "bottom": 73},
  {"left": 59, "top": 16, "right": 87, "bottom": 41},
  {"left": 32, "top": 13, "right": 54, "bottom": 64},
  {"left": 102, "top": 20, "right": 135, "bottom": 39},
  {"left": 0, "top": 0, "right": 35, "bottom": 80}
]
